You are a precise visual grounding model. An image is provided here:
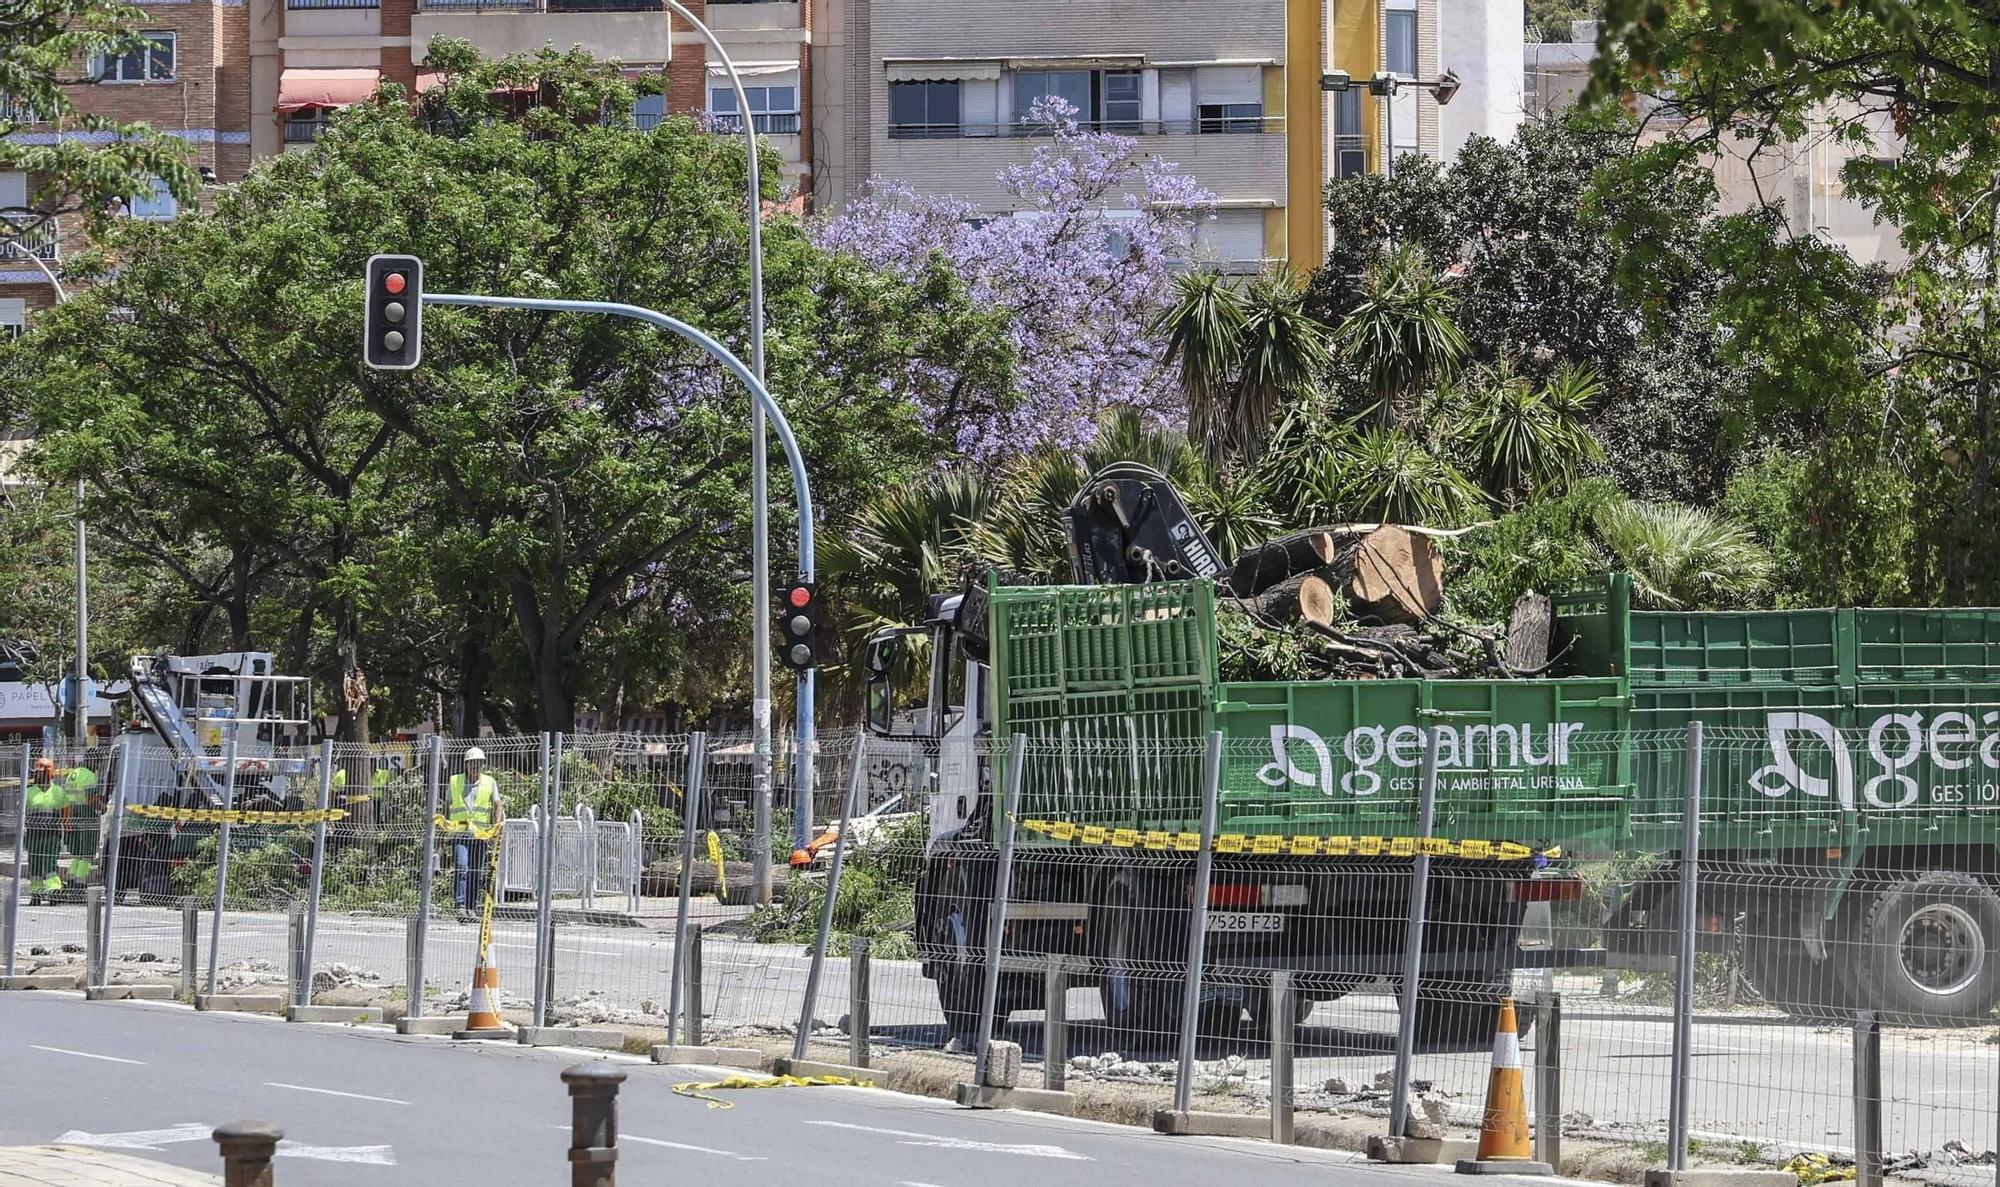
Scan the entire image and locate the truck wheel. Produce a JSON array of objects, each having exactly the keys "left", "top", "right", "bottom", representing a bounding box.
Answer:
[
  {"left": 1092, "top": 870, "right": 1181, "bottom": 1052},
  {"left": 1855, "top": 871, "right": 2000, "bottom": 1025},
  {"left": 1741, "top": 912, "right": 1857, "bottom": 1023}
]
